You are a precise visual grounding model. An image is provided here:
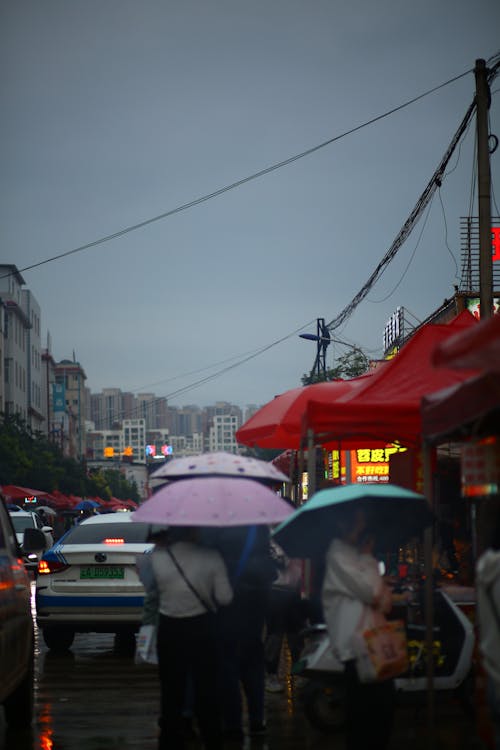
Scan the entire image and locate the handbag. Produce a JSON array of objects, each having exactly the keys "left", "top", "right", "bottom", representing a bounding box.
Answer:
[
  {"left": 135, "top": 624, "right": 158, "bottom": 665},
  {"left": 352, "top": 608, "right": 408, "bottom": 683}
]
